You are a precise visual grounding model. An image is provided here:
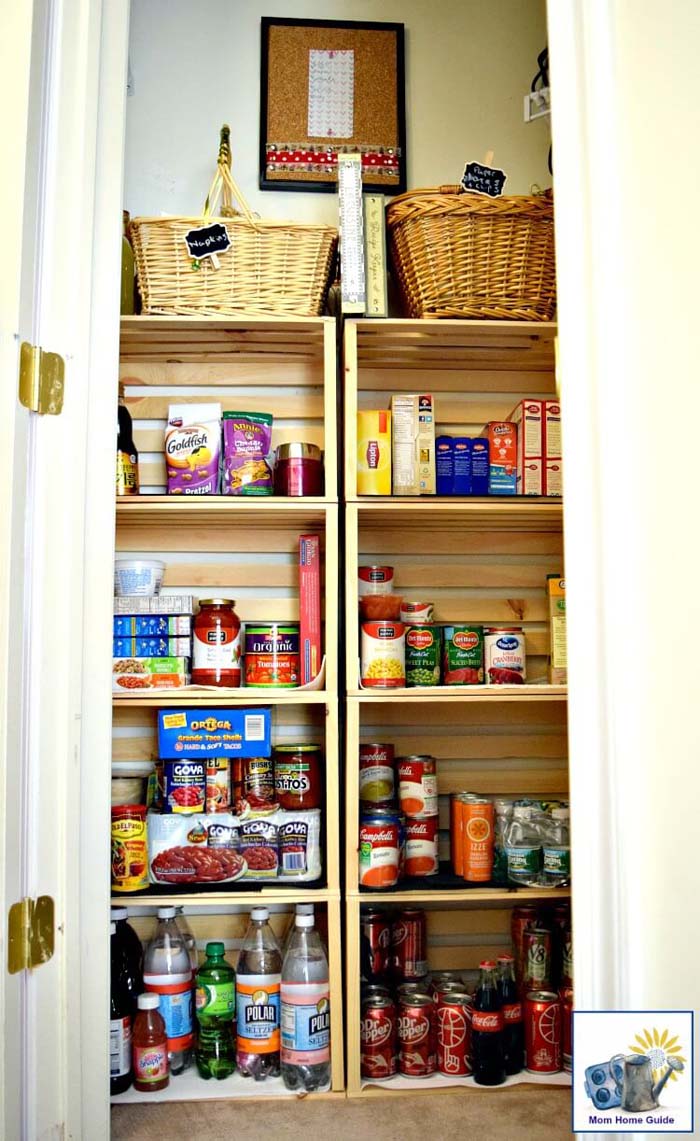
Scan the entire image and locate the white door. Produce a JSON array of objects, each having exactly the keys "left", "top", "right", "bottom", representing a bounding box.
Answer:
[{"left": 0, "top": 2, "right": 129, "bottom": 1137}]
